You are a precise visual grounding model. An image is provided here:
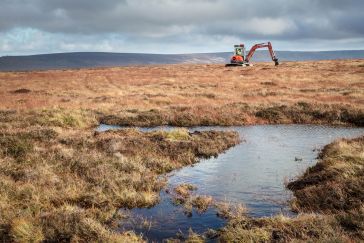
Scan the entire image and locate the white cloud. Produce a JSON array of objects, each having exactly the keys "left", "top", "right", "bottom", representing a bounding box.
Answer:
[{"left": 243, "top": 18, "right": 296, "bottom": 36}]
